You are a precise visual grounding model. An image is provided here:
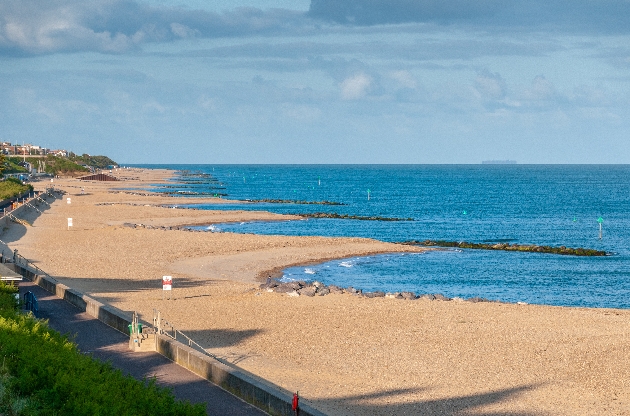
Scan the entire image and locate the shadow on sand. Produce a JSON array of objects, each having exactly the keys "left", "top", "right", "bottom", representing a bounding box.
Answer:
[
  {"left": 183, "top": 328, "right": 263, "bottom": 350},
  {"left": 309, "top": 384, "right": 542, "bottom": 415},
  {"left": 0, "top": 189, "right": 60, "bottom": 250}
]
